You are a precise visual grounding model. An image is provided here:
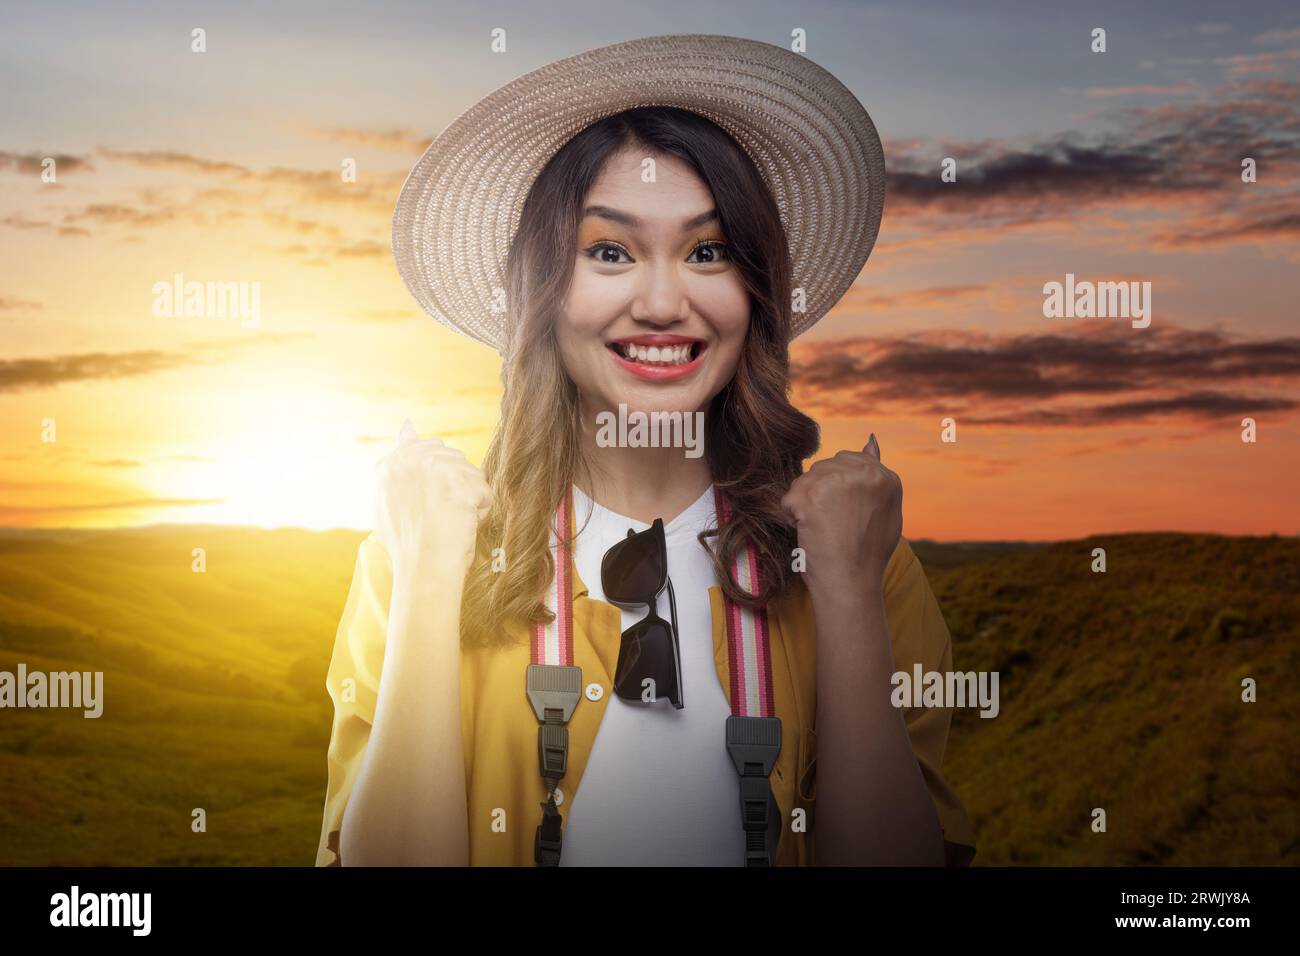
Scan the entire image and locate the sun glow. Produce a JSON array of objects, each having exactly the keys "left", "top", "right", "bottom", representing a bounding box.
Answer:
[{"left": 144, "top": 384, "right": 378, "bottom": 531}]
